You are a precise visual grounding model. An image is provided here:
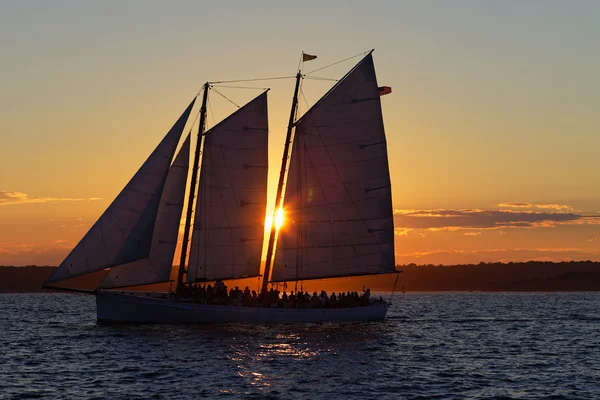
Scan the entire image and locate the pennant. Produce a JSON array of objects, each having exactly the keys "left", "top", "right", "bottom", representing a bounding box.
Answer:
[
  {"left": 302, "top": 53, "right": 317, "bottom": 62},
  {"left": 378, "top": 86, "right": 392, "bottom": 96}
]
